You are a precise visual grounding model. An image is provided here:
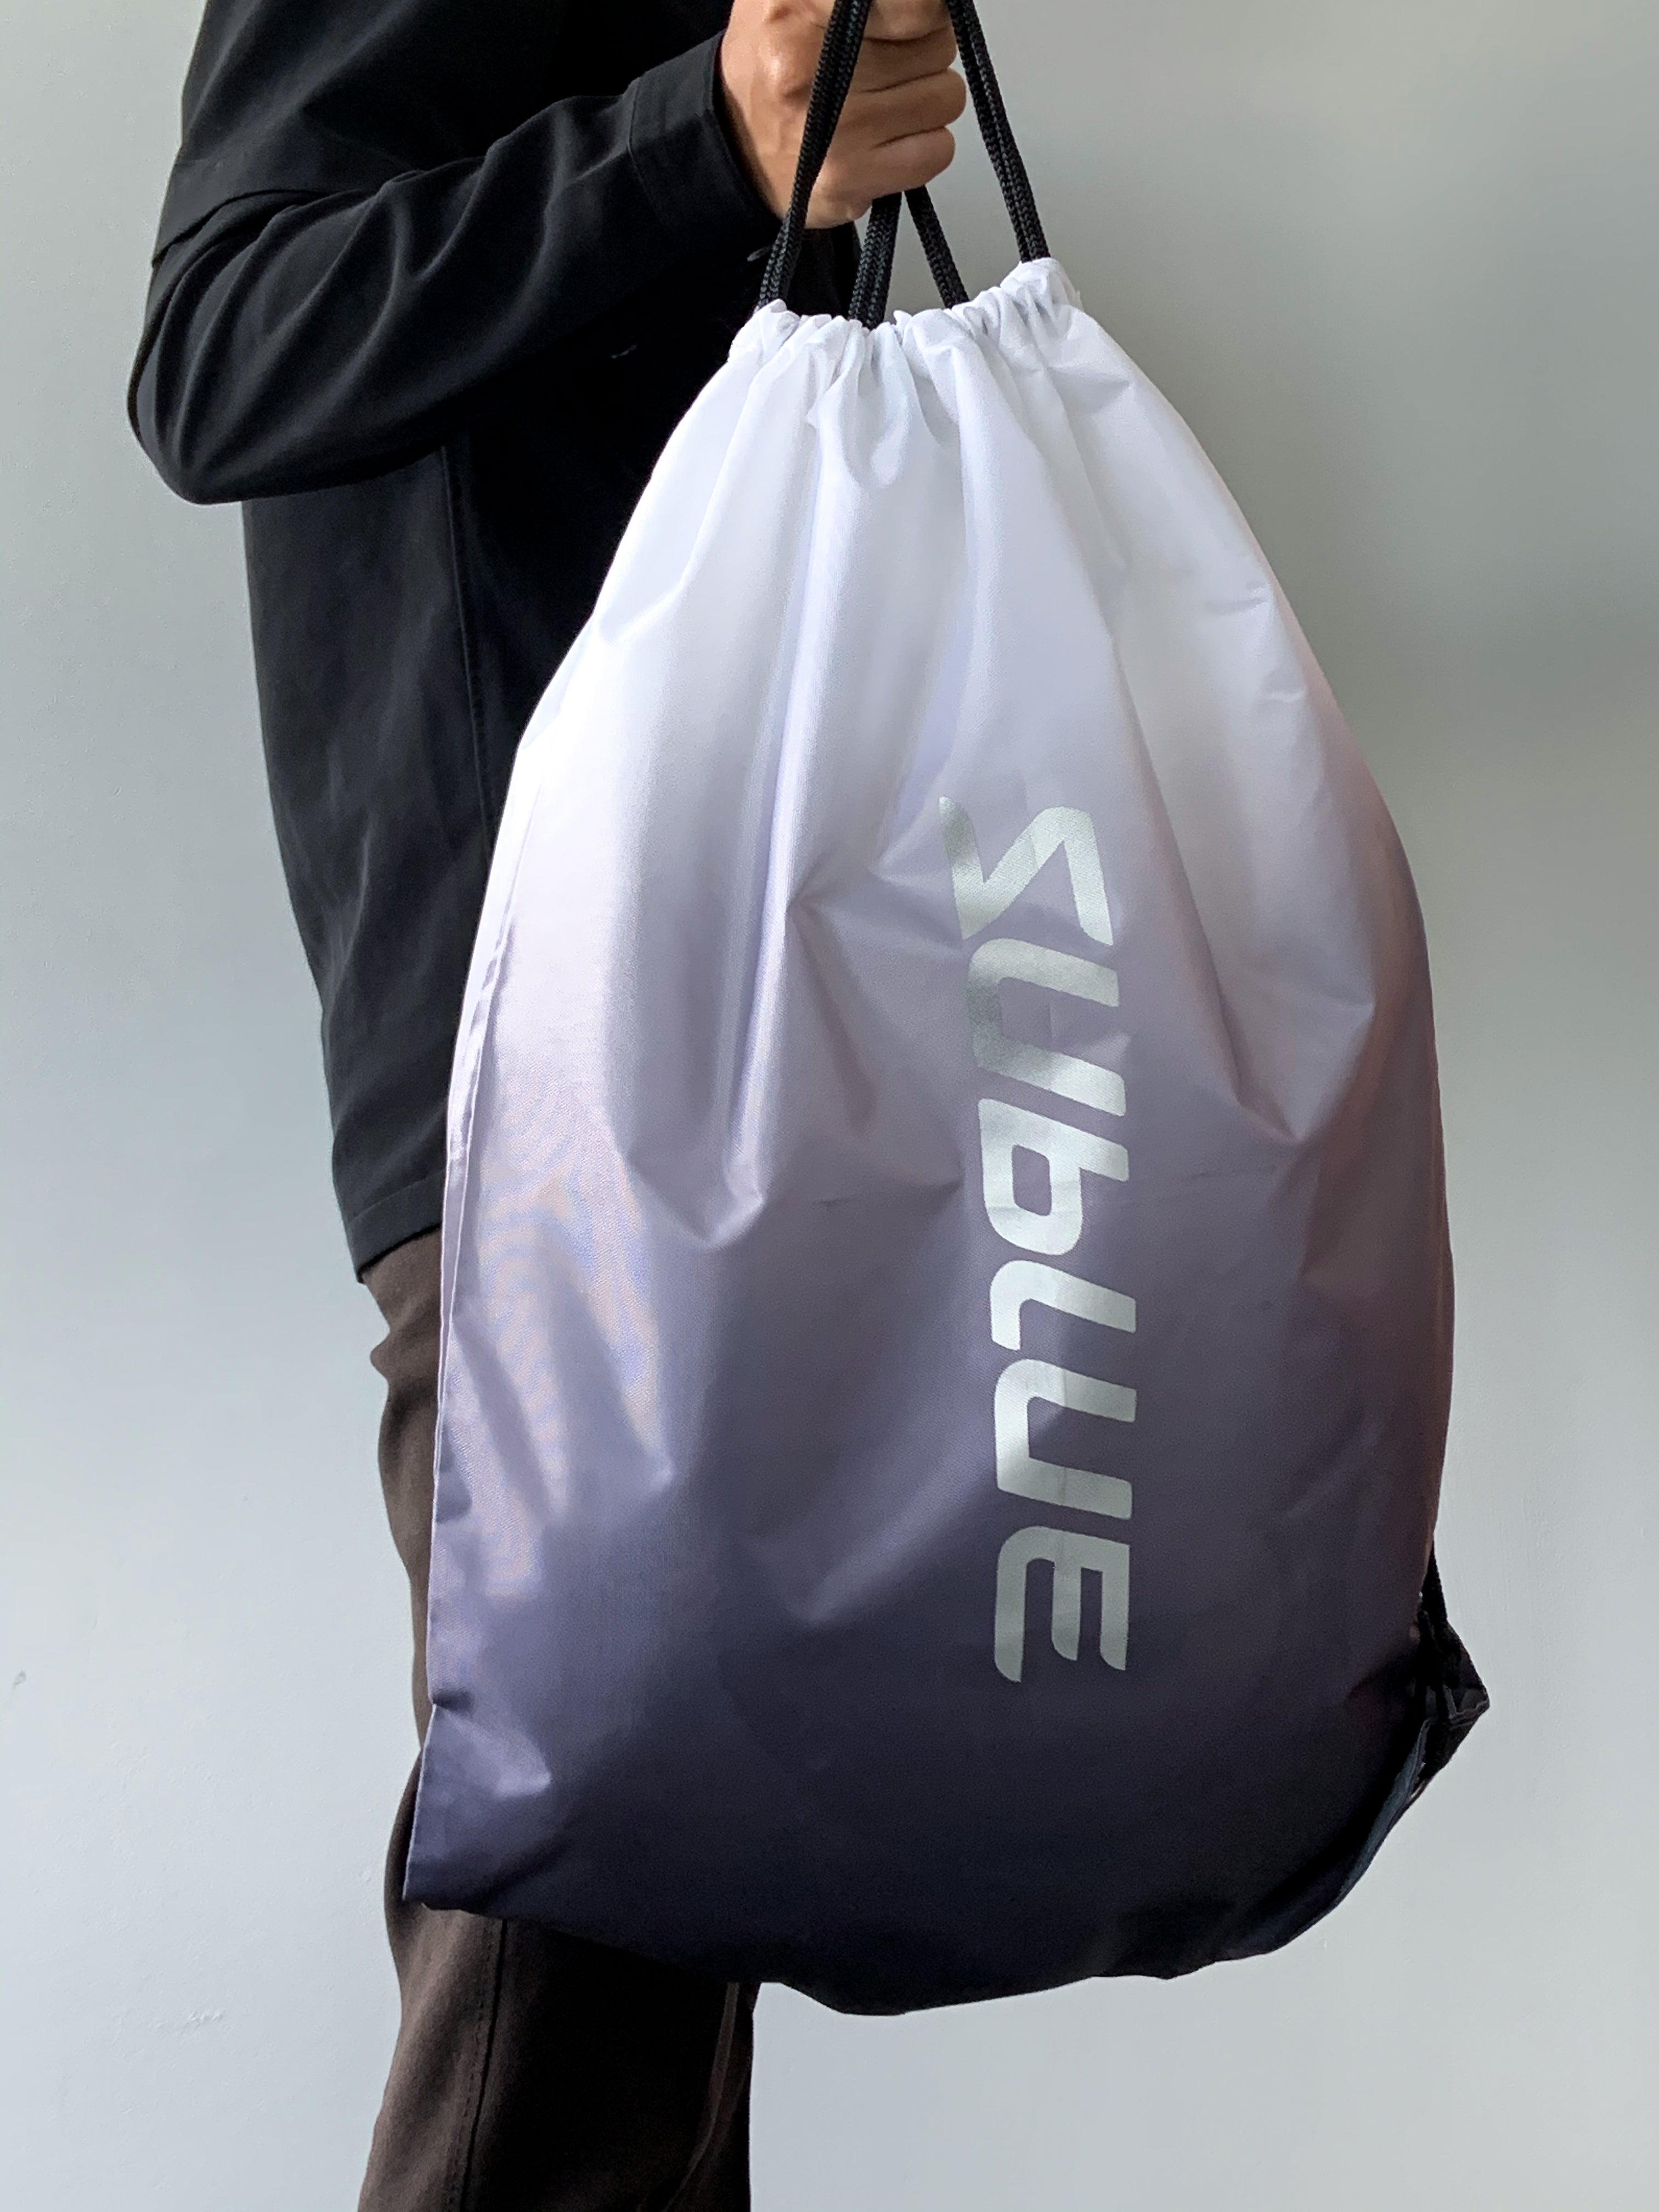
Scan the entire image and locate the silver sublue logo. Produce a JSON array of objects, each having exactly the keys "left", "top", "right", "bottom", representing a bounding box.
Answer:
[{"left": 941, "top": 800, "right": 1135, "bottom": 1684}]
